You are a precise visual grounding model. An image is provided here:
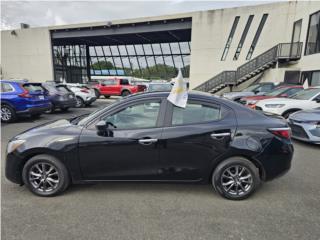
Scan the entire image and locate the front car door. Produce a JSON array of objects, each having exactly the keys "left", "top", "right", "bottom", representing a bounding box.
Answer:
[
  {"left": 158, "top": 98, "right": 237, "bottom": 181},
  {"left": 78, "top": 97, "right": 166, "bottom": 180}
]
